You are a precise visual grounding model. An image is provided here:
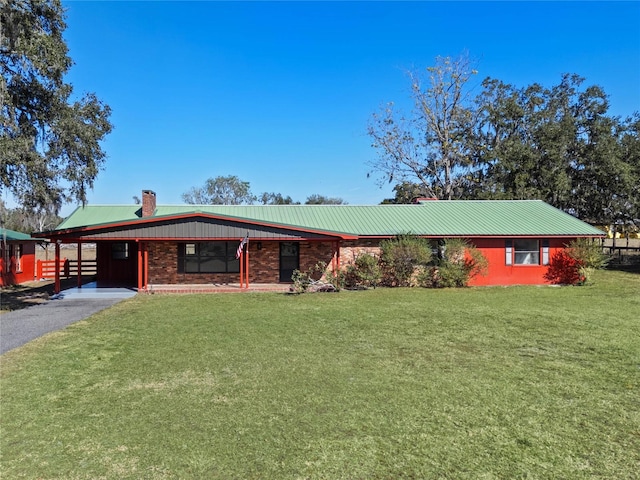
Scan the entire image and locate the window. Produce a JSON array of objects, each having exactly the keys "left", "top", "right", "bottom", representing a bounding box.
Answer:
[
  {"left": 542, "top": 240, "right": 550, "bottom": 266},
  {"left": 506, "top": 239, "right": 542, "bottom": 265},
  {"left": 15, "top": 244, "right": 23, "bottom": 272},
  {"left": 178, "top": 242, "right": 240, "bottom": 274},
  {"left": 112, "top": 242, "right": 130, "bottom": 260}
]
